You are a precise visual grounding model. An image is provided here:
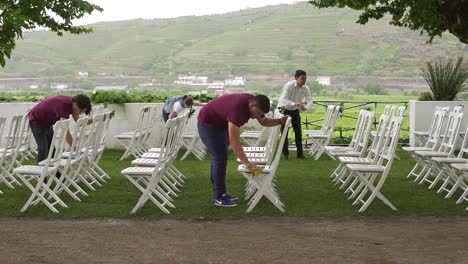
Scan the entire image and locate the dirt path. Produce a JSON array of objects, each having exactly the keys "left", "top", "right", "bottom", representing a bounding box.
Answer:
[{"left": 0, "top": 216, "right": 466, "bottom": 264}]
